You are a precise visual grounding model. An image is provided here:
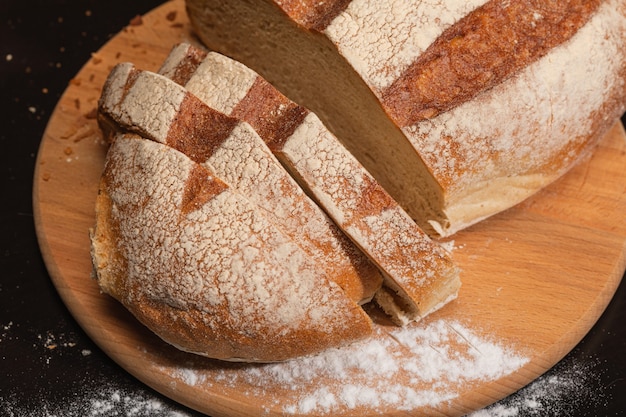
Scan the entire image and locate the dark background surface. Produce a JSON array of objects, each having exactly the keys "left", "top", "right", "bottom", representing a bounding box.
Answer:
[{"left": 1, "top": 1, "right": 625, "bottom": 416}]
